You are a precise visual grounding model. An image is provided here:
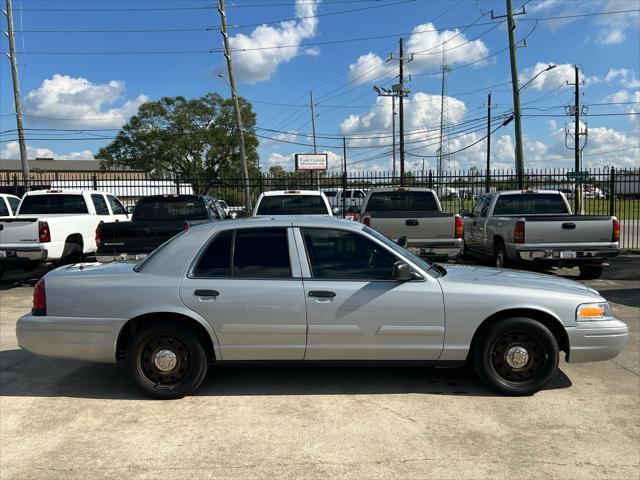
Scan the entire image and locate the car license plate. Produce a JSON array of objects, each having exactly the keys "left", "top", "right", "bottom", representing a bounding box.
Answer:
[
  {"left": 135, "top": 254, "right": 147, "bottom": 260},
  {"left": 560, "top": 251, "right": 577, "bottom": 259},
  {"left": 0, "top": 251, "right": 5, "bottom": 258}
]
